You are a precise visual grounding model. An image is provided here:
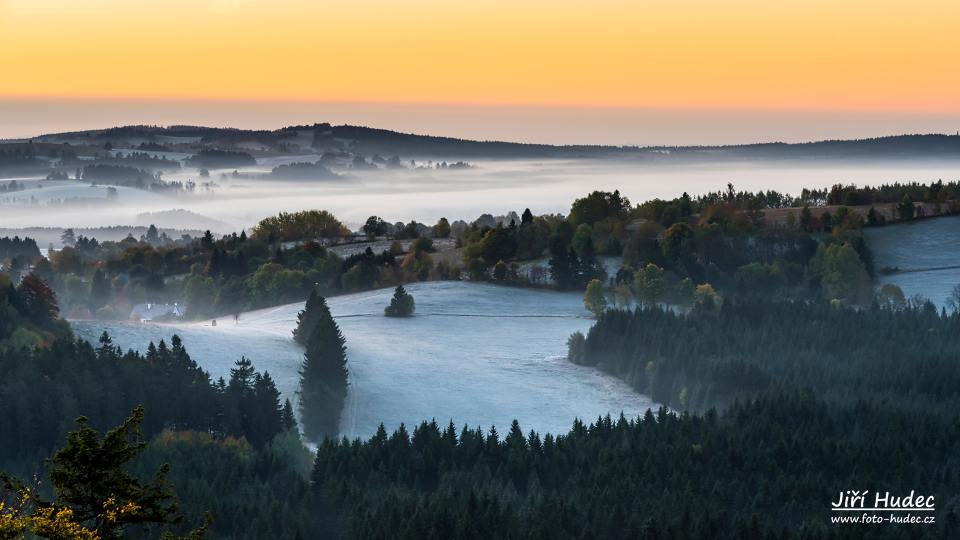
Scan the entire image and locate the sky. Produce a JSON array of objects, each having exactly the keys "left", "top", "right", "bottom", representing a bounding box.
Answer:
[{"left": 1, "top": 0, "right": 959, "bottom": 144}]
